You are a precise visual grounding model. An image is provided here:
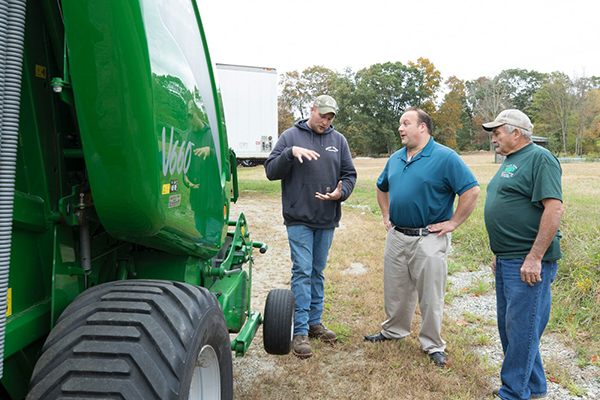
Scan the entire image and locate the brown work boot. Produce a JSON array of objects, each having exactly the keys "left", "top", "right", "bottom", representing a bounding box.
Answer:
[
  {"left": 292, "top": 335, "right": 312, "bottom": 359},
  {"left": 308, "top": 323, "right": 338, "bottom": 343}
]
